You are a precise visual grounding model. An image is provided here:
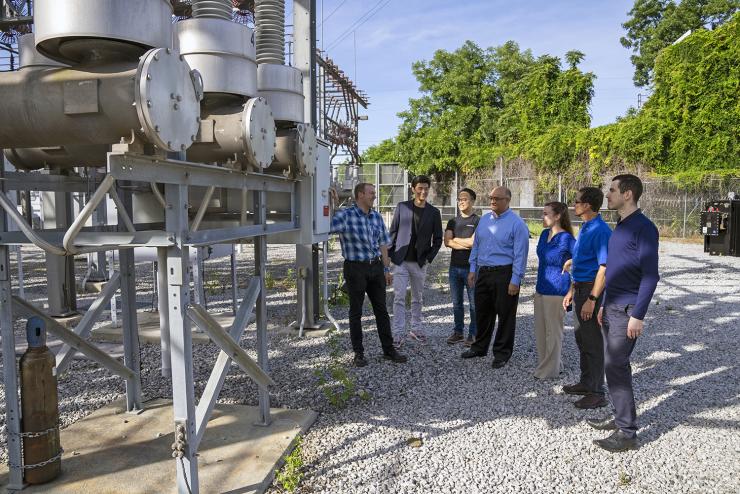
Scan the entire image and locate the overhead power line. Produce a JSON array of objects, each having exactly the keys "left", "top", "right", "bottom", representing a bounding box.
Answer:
[
  {"left": 320, "top": 0, "right": 350, "bottom": 28},
  {"left": 325, "top": 0, "right": 393, "bottom": 52}
]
